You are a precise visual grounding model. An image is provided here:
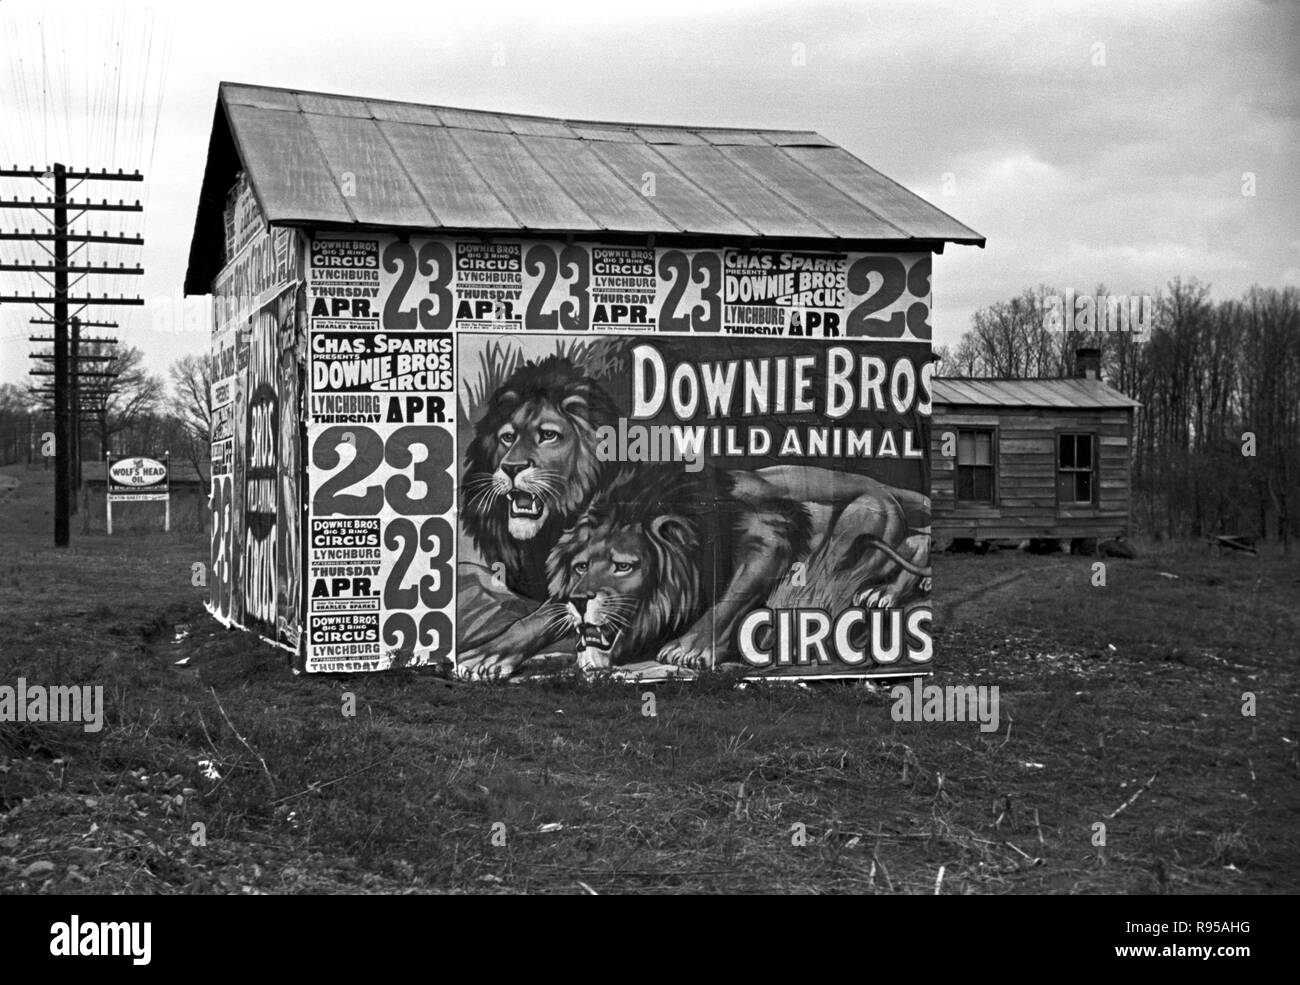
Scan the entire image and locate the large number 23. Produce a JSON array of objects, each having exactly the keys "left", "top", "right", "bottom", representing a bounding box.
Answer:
[
  {"left": 382, "top": 241, "right": 453, "bottom": 331},
  {"left": 846, "top": 254, "right": 931, "bottom": 338},
  {"left": 311, "top": 426, "right": 454, "bottom": 516},
  {"left": 524, "top": 244, "right": 589, "bottom": 331},
  {"left": 658, "top": 250, "right": 721, "bottom": 332}
]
